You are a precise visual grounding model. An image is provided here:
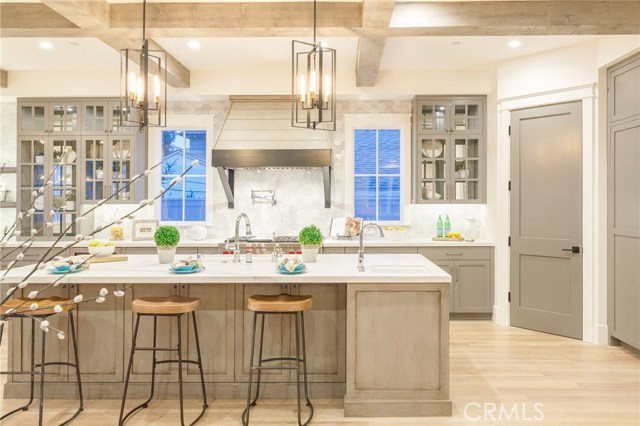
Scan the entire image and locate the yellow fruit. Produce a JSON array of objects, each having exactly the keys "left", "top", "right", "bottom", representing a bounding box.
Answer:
[
  {"left": 447, "top": 232, "right": 454, "bottom": 238},
  {"left": 453, "top": 232, "right": 461, "bottom": 238}
]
